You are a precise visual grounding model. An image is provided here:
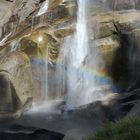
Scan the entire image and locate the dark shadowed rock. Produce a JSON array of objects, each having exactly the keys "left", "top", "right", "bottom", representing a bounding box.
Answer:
[
  {"left": 126, "top": 101, "right": 140, "bottom": 117},
  {"left": 0, "top": 129, "right": 64, "bottom": 140}
]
